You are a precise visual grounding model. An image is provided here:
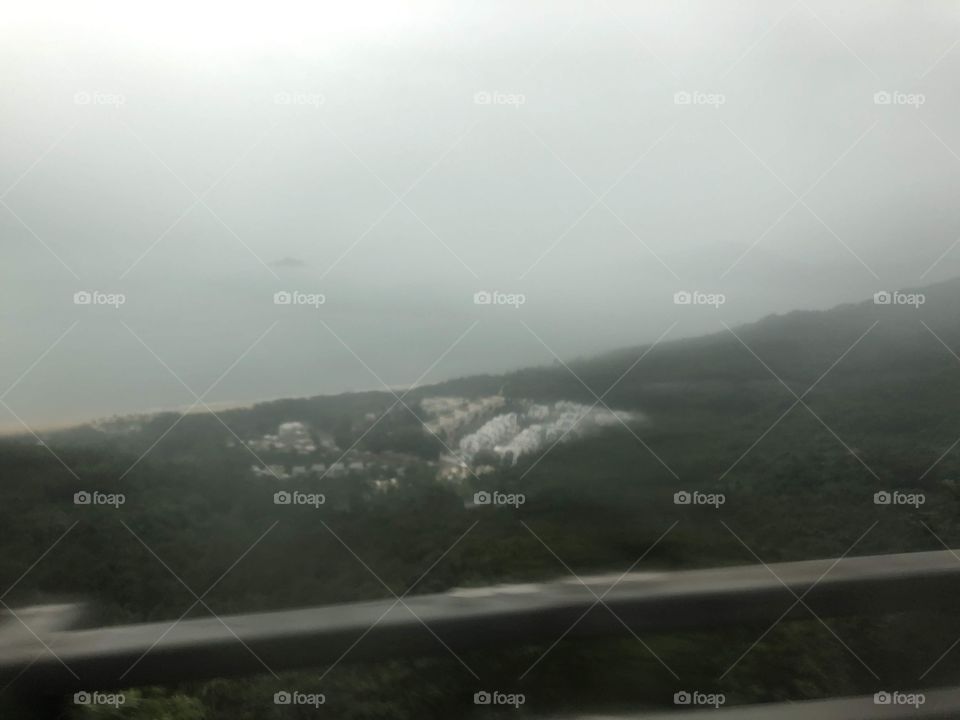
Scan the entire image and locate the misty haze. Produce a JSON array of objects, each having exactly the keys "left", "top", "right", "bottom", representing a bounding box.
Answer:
[
  {"left": 3, "top": 1, "right": 960, "bottom": 719},
  {"left": 4, "top": 1, "right": 960, "bottom": 430}
]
